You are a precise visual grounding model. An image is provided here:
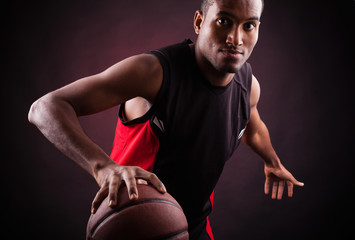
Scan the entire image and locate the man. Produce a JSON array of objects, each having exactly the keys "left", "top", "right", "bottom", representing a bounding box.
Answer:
[{"left": 28, "top": 0, "right": 304, "bottom": 239}]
